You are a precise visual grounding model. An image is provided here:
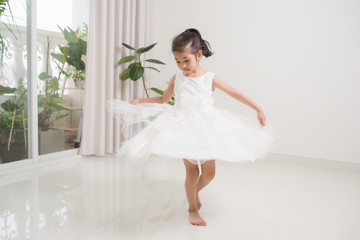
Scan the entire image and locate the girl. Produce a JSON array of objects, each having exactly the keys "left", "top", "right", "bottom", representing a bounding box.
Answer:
[{"left": 107, "top": 28, "right": 277, "bottom": 227}]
